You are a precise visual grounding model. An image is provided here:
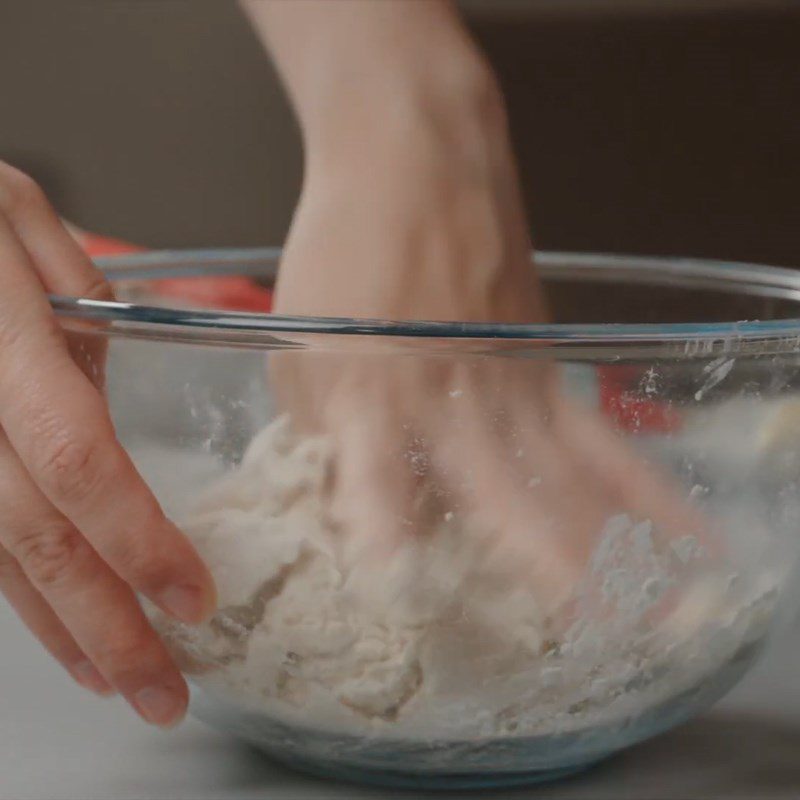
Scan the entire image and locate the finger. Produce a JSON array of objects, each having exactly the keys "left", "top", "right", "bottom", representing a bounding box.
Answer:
[
  {"left": 0, "top": 438, "right": 188, "bottom": 726},
  {"left": 430, "top": 404, "right": 584, "bottom": 613},
  {"left": 0, "top": 544, "right": 113, "bottom": 696},
  {"left": 0, "top": 163, "right": 111, "bottom": 388},
  {"left": 506, "top": 389, "right": 631, "bottom": 552},
  {"left": 0, "top": 162, "right": 110, "bottom": 298},
  {"left": 550, "top": 399, "right": 724, "bottom": 631},
  {"left": 330, "top": 408, "right": 421, "bottom": 549},
  {"left": 554, "top": 397, "right": 711, "bottom": 545},
  {"left": 0, "top": 213, "right": 216, "bottom": 624}
]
